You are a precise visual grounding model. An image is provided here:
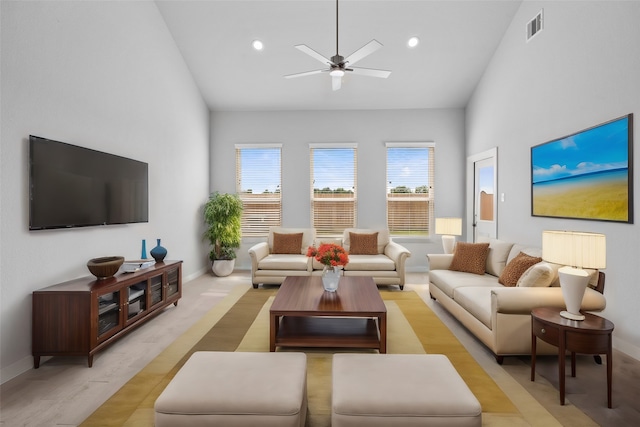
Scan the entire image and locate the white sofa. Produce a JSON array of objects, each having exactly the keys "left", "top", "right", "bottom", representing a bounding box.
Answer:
[
  {"left": 249, "top": 227, "right": 411, "bottom": 289},
  {"left": 427, "top": 238, "right": 607, "bottom": 364}
]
